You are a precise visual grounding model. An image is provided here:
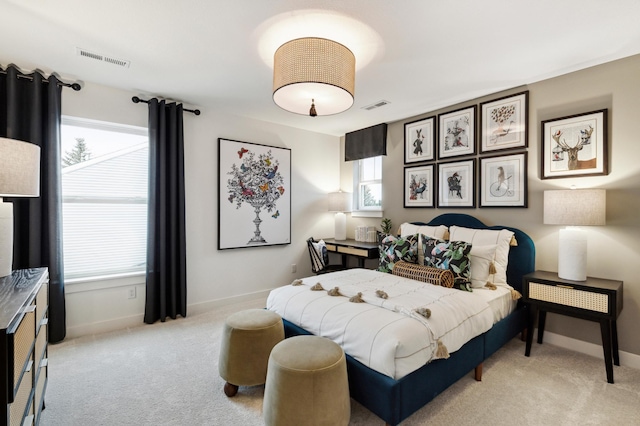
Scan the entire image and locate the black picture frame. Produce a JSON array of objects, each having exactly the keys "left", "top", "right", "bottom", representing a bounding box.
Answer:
[
  {"left": 479, "top": 152, "right": 528, "bottom": 208},
  {"left": 438, "top": 105, "right": 476, "bottom": 160},
  {"left": 437, "top": 159, "right": 476, "bottom": 208},
  {"left": 480, "top": 91, "right": 528, "bottom": 154},
  {"left": 404, "top": 116, "right": 436, "bottom": 164},
  {"left": 404, "top": 164, "right": 435, "bottom": 208}
]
